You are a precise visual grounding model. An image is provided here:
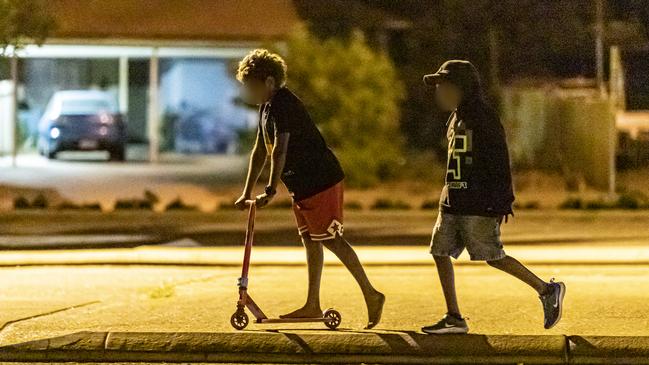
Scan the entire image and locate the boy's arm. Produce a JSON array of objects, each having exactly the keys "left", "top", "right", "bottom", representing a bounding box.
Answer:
[
  {"left": 235, "top": 128, "right": 267, "bottom": 209},
  {"left": 256, "top": 131, "right": 289, "bottom": 207},
  {"left": 483, "top": 122, "right": 515, "bottom": 219}
]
